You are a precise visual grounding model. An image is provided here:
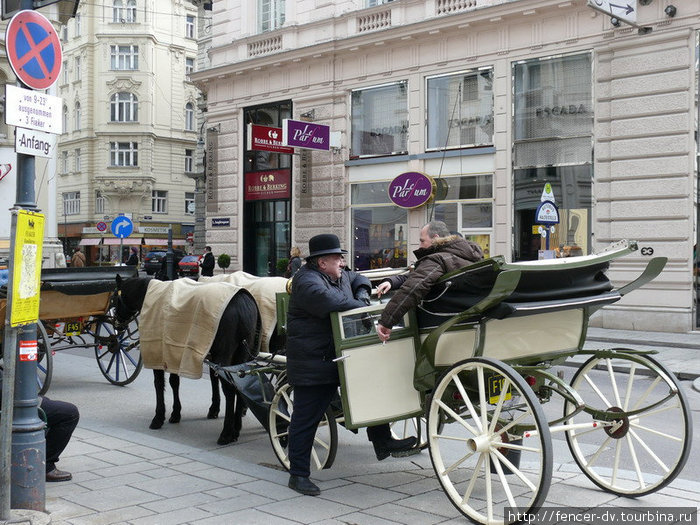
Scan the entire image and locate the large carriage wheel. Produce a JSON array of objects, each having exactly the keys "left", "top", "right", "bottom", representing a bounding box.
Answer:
[
  {"left": 268, "top": 382, "right": 338, "bottom": 472},
  {"left": 36, "top": 321, "right": 53, "bottom": 395},
  {"left": 564, "top": 353, "right": 692, "bottom": 496},
  {"left": 92, "top": 313, "right": 142, "bottom": 386},
  {"left": 428, "top": 358, "right": 552, "bottom": 525}
]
